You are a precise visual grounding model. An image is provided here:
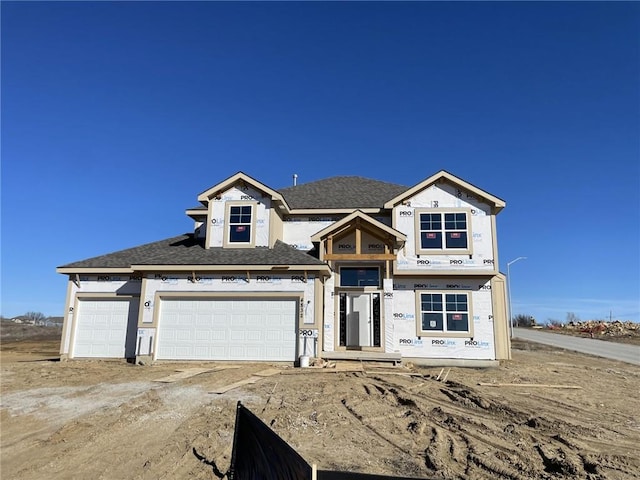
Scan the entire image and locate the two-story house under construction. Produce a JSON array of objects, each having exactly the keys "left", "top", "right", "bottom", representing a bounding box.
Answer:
[{"left": 57, "top": 170, "right": 510, "bottom": 366}]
